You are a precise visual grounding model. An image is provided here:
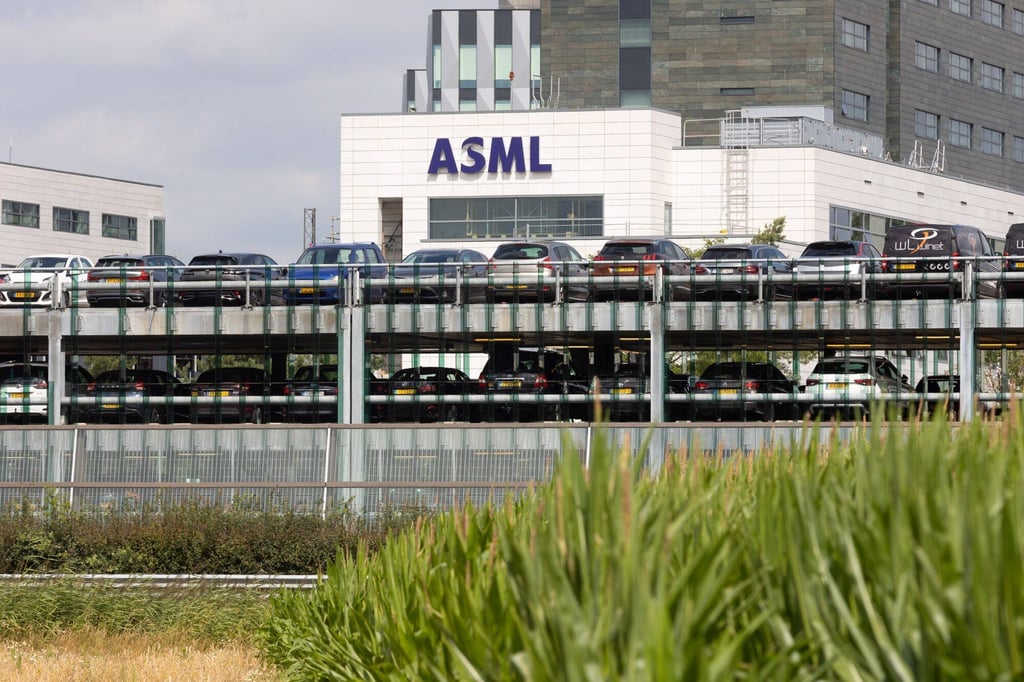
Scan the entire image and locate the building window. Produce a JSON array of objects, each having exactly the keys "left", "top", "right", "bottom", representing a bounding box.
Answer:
[
  {"left": 981, "top": 0, "right": 1004, "bottom": 26},
  {"left": 102, "top": 213, "right": 137, "bottom": 240},
  {"left": 950, "top": 0, "right": 972, "bottom": 16},
  {"left": 720, "top": 87, "right": 755, "bottom": 96},
  {"left": 949, "top": 119, "right": 972, "bottom": 148},
  {"left": 620, "top": 19, "right": 652, "bottom": 47},
  {"left": 981, "top": 127, "right": 1004, "bottom": 156},
  {"left": 1013, "top": 72, "right": 1024, "bottom": 98},
  {"left": 431, "top": 46, "right": 441, "bottom": 89},
  {"left": 980, "top": 62, "right": 1004, "bottom": 91},
  {"left": 1014, "top": 8, "right": 1024, "bottom": 34},
  {"left": 429, "top": 196, "right": 604, "bottom": 240},
  {"left": 494, "top": 45, "right": 513, "bottom": 88},
  {"left": 949, "top": 52, "right": 972, "bottom": 82},
  {"left": 919, "top": 0, "right": 938, "bottom": 4},
  {"left": 840, "top": 18, "right": 869, "bottom": 51},
  {"left": 830, "top": 206, "right": 910, "bottom": 250},
  {"left": 720, "top": 16, "right": 754, "bottom": 25},
  {"left": 1, "top": 200, "right": 40, "bottom": 228},
  {"left": 841, "top": 89, "right": 869, "bottom": 121},
  {"left": 915, "top": 110, "right": 940, "bottom": 139},
  {"left": 915, "top": 42, "right": 940, "bottom": 72},
  {"left": 1014, "top": 135, "right": 1024, "bottom": 162},
  {"left": 619, "top": 46, "right": 651, "bottom": 108},
  {"left": 53, "top": 207, "right": 89, "bottom": 234}
]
